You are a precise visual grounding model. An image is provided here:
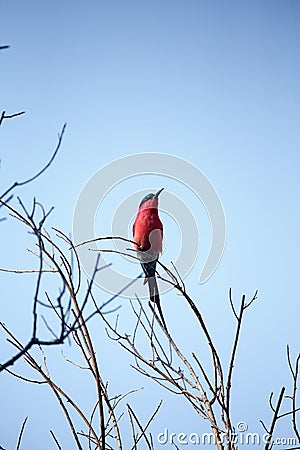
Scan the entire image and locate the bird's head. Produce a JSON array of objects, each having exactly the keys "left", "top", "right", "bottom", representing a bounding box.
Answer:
[{"left": 139, "top": 188, "right": 164, "bottom": 211}]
